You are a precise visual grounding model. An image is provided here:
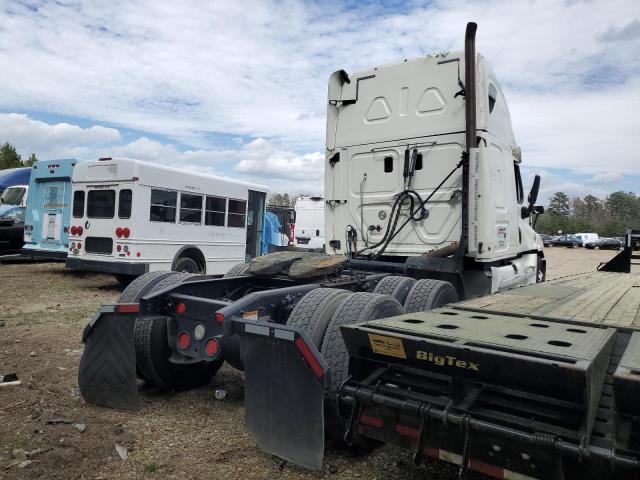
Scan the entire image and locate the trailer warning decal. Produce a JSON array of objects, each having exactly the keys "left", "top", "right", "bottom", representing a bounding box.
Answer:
[{"left": 368, "top": 334, "right": 407, "bottom": 359}]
